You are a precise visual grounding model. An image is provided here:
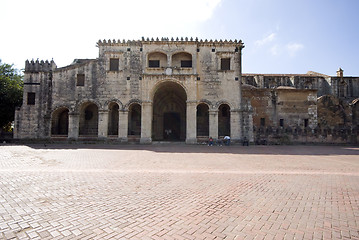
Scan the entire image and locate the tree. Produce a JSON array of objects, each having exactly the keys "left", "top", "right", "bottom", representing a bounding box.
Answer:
[{"left": 0, "top": 60, "right": 23, "bottom": 132}]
